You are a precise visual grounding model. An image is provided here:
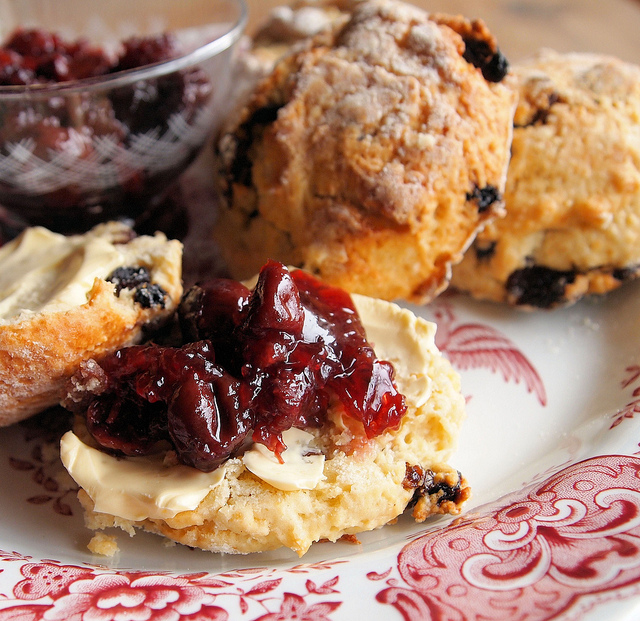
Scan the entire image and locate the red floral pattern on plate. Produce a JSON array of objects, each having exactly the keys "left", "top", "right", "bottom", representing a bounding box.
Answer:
[
  {"left": 611, "top": 365, "right": 640, "bottom": 429},
  {"left": 0, "top": 561, "right": 345, "bottom": 620},
  {"left": 1, "top": 457, "right": 640, "bottom": 619},
  {"left": 431, "top": 301, "right": 547, "bottom": 406},
  {"left": 374, "top": 454, "right": 640, "bottom": 620},
  {"left": 44, "top": 574, "right": 228, "bottom": 621},
  {"left": 9, "top": 408, "right": 77, "bottom": 518}
]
